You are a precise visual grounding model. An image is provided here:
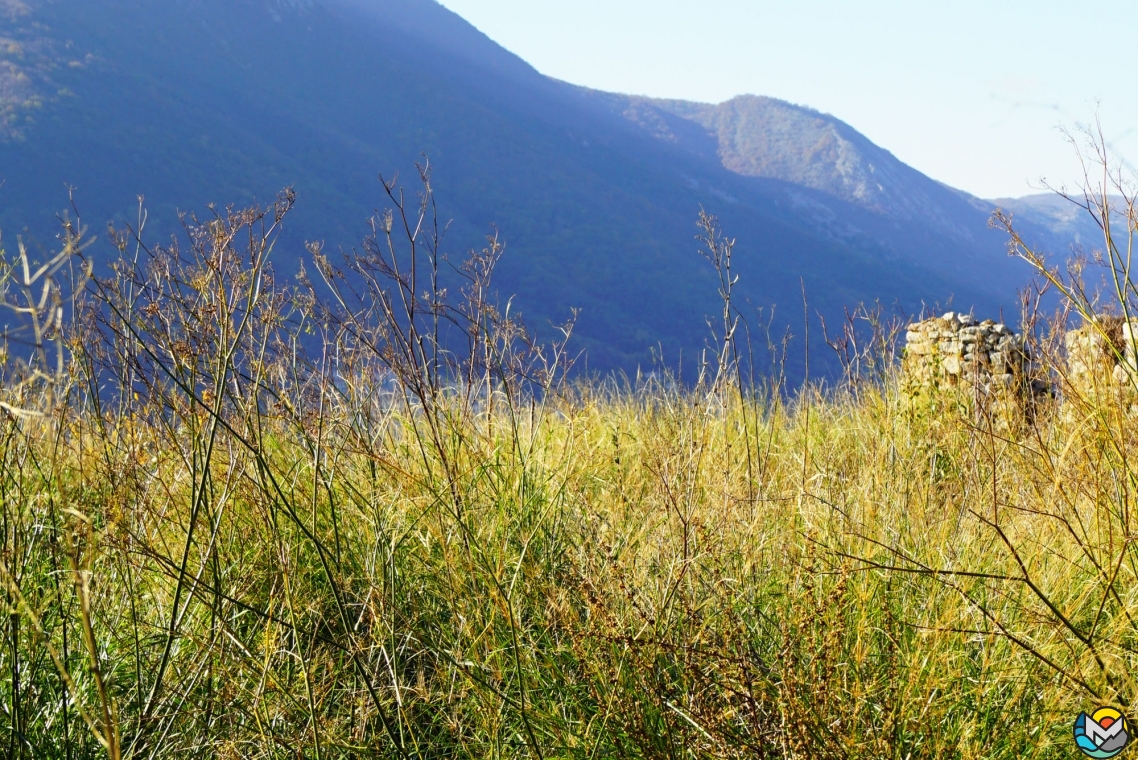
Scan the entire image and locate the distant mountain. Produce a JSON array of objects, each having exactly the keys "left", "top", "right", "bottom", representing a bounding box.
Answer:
[
  {"left": 590, "top": 92, "right": 1037, "bottom": 284},
  {"left": 0, "top": 0, "right": 1051, "bottom": 379},
  {"left": 991, "top": 193, "right": 1113, "bottom": 252},
  {"left": 617, "top": 95, "right": 963, "bottom": 222}
]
